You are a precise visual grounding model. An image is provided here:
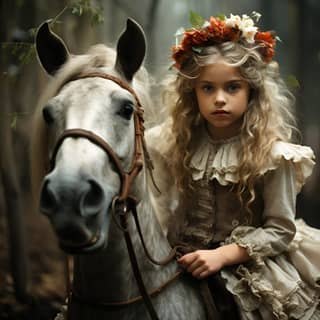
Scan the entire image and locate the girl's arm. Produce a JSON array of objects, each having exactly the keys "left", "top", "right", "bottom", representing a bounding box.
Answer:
[
  {"left": 180, "top": 158, "right": 298, "bottom": 279},
  {"left": 178, "top": 243, "right": 249, "bottom": 279}
]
